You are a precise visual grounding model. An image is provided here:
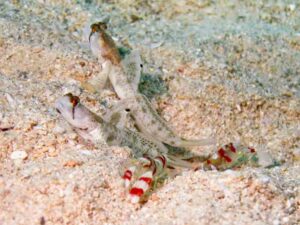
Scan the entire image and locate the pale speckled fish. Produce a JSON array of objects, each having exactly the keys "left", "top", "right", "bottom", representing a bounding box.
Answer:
[{"left": 88, "top": 22, "right": 215, "bottom": 148}]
